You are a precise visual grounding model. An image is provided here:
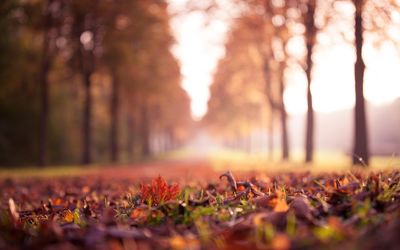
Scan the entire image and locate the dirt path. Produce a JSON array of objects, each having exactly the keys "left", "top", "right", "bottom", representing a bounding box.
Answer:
[{"left": 92, "top": 158, "right": 220, "bottom": 182}]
